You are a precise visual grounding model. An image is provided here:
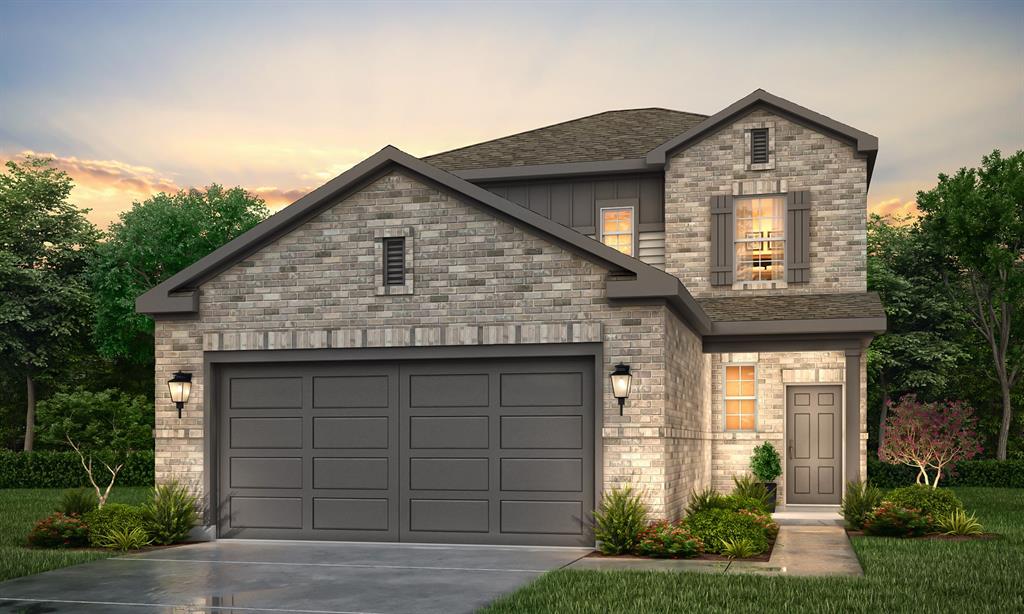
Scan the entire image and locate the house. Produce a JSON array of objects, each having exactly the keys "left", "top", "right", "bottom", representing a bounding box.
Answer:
[{"left": 138, "top": 89, "right": 884, "bottom": 547}]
